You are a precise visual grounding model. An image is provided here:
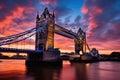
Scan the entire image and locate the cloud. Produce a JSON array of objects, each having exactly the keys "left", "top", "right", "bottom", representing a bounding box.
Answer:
[
  {"left": 40, "top": 0, "right": 57, "bottom": 6},
  {"left": 0, "top": 0, "right": 38, "bottom": 36},
  {"left": 82, "top": 0, "right": 120, "bottom": 50},
  {"left": 54, "top": 34, "right": 74, "bottom": 52},
  {"left": 58, "top": 15, "right": 83, "bottom": 33},
  {"left": 54, "top": 6, "right": 73, "bottom": 22}
]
